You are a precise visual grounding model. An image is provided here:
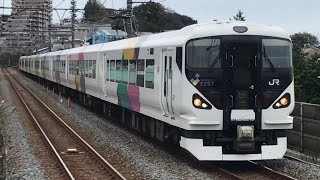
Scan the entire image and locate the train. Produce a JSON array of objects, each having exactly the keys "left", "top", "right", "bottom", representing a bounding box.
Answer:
[{"left": 19, "top": 21, "right": 294, "bottom": 161}]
